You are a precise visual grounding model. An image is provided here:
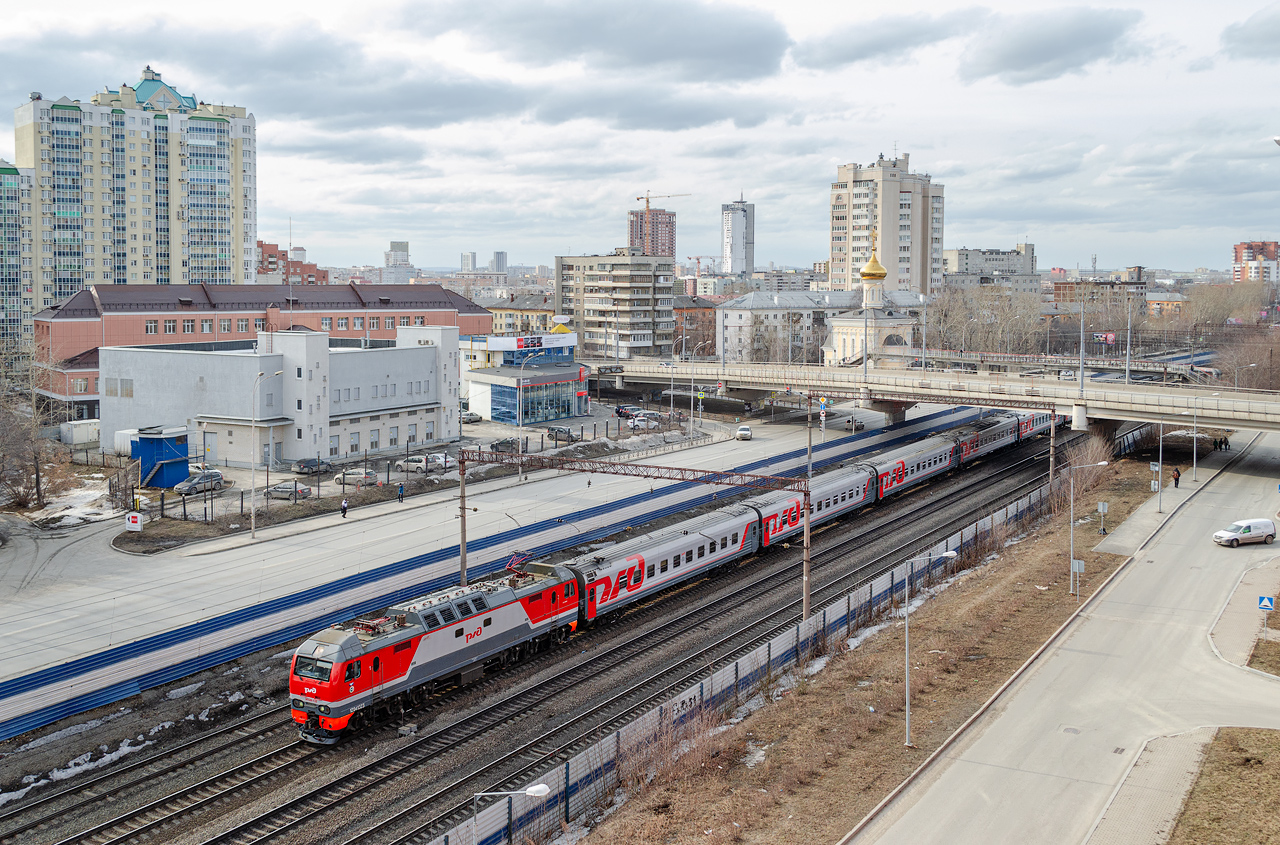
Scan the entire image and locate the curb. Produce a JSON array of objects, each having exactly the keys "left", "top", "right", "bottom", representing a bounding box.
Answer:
[{"left": 835, "top": 436, "right": 1248, "bottom": 845}]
